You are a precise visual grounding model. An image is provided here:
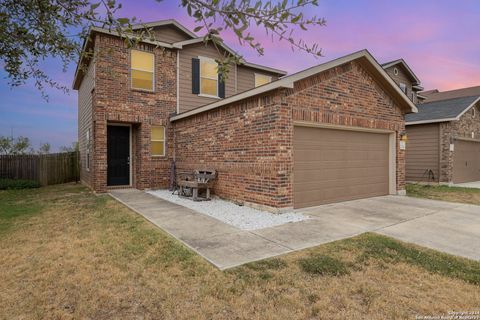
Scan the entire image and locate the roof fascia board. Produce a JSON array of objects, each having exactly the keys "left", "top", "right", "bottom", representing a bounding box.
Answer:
[
  {"left": 406, "top": 118, "right": 456, "bottom": 125},
  {"left": 170, "top": 82, "right": 294, "bottom": 121}
]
